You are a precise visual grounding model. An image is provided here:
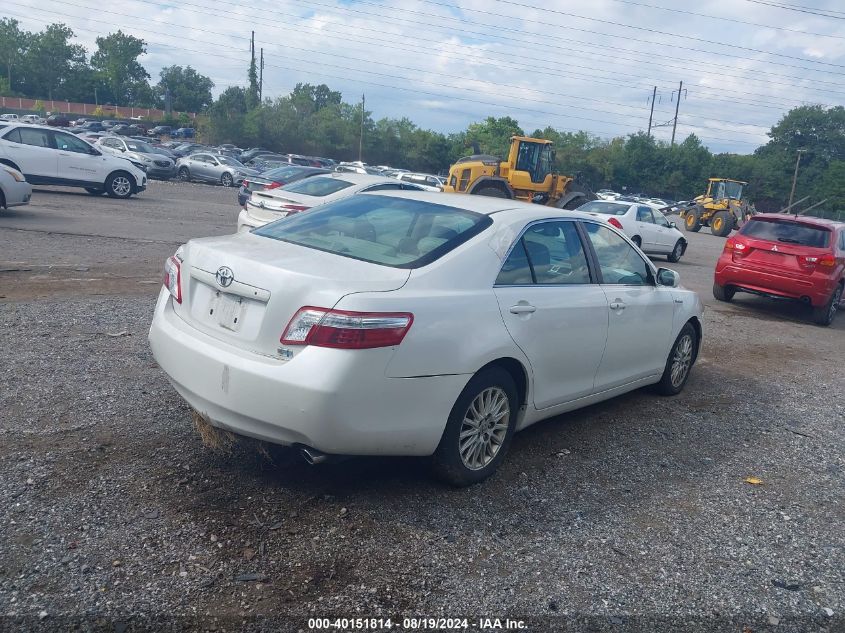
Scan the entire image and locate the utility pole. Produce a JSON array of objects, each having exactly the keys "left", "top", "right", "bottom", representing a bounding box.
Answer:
[
  {"left": 358, "top": 93, "right": 365, "bottom": 162},
  {"left": 259, "top": 48, "right": 264, "bottom": 102},
  {"left": 788, "top": 149, "right": 806, "bottom": 209},
  {"left": 647, "top": 86, "right": 657, "bottom": 138},
  {"left": 670, "top": 80, "right": 684, "bottom": 147}
]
